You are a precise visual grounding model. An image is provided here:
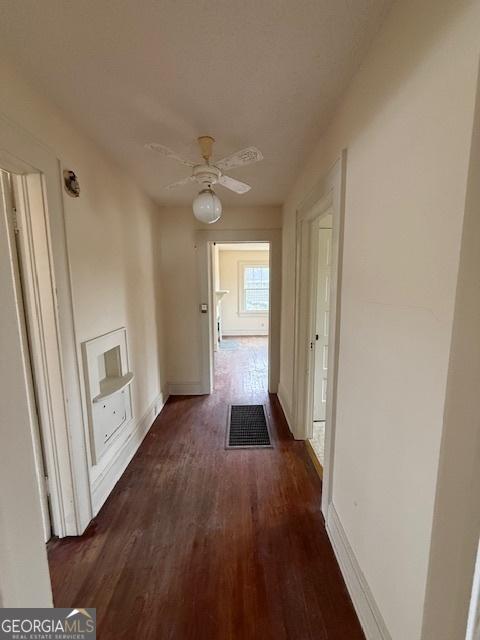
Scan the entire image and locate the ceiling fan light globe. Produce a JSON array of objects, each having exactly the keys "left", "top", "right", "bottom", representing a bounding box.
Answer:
[{"left": 192, "top": 188, "right": 222, "bottom": 224}]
